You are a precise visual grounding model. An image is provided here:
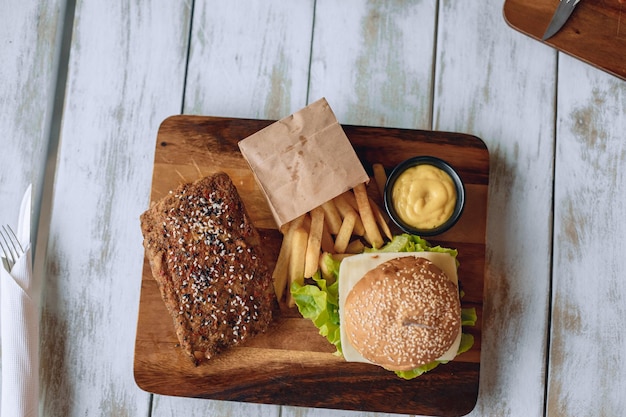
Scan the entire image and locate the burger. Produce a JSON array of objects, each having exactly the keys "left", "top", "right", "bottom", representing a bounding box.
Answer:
[
  {"left": 340, "top": 252, "right": 462, "bottom": 371},
  {"left": 291, "top": 234, "right": 476, "bottom": 379}
]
